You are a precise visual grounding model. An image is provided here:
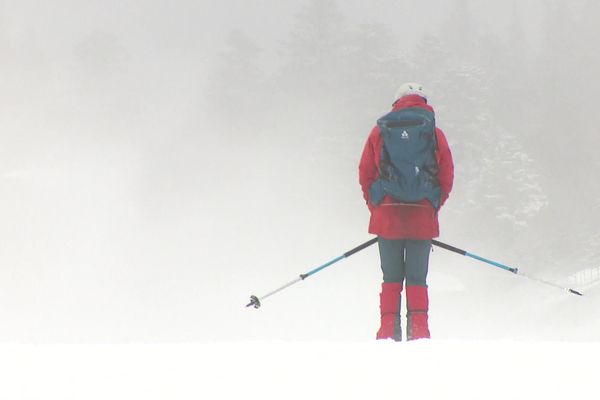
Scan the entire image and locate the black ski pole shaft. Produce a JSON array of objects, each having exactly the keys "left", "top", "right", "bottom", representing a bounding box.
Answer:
[
  {"left": 432, "top": 239, "right": 518, "bottom": 273},
  {"left": 246, "top": 237, "right": 378, "bottom": 309},
  {"left": 432, "top": 239, "right": 583, "bottom": 296}
]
